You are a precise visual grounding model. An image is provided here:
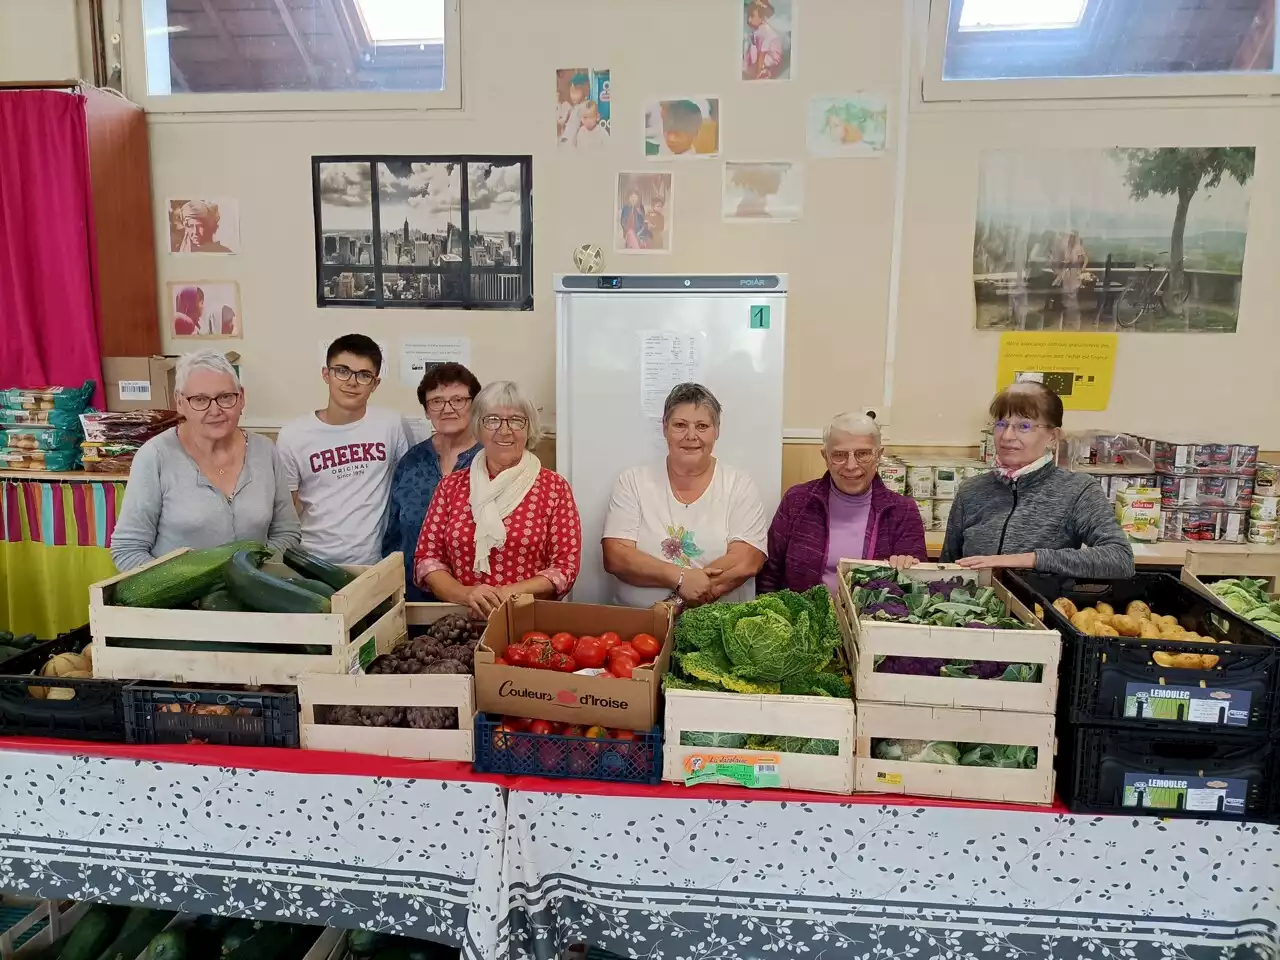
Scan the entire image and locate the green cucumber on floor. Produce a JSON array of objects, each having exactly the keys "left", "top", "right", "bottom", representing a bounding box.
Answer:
[
  {"left": 216, "top": 918, "right": 261, "bottom": 956},
  {"left": 51, "top": 905, "right": 130, "bottom": 960},
  {"left": 221, "top": 921, "right": 306, "bottom": 960},
  {"left": 142, "top": 927, "right": 187, "bottom": 960},
  {"left": 93, "top": 909, "right": 176, "bottom": 960}
]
